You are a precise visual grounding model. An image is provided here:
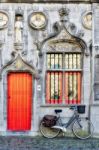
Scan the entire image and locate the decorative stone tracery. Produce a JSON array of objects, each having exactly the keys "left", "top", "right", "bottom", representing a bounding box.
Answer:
[
  {"left": 37, "top": 22, "right": 87, "bottom": 55},
  {"left": 0, "top": 54, "right": 39, "bottom": 79}
]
